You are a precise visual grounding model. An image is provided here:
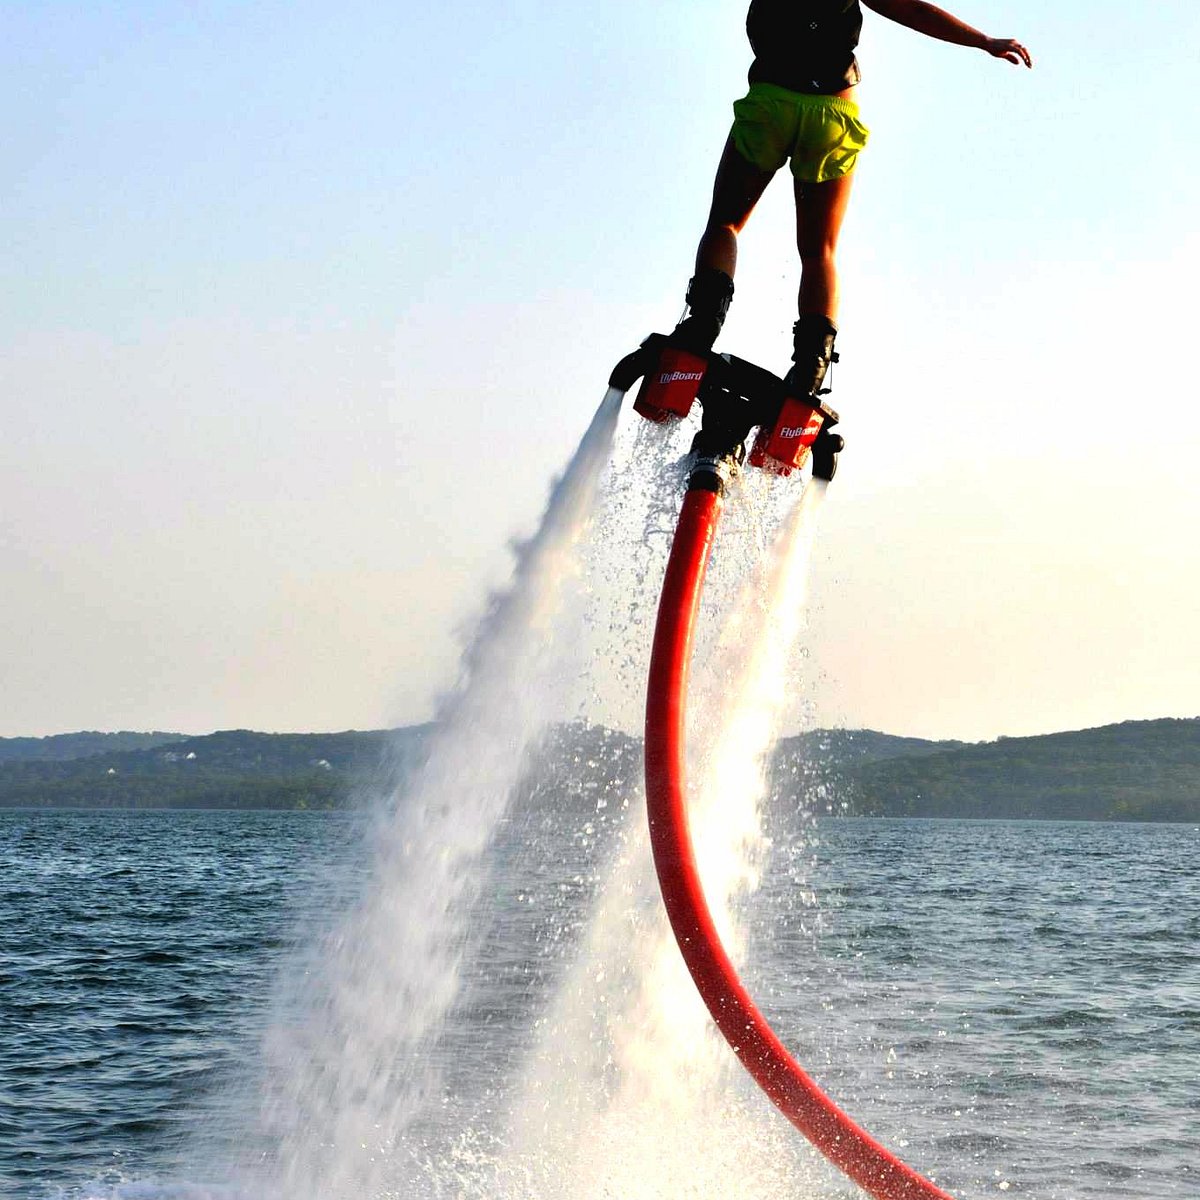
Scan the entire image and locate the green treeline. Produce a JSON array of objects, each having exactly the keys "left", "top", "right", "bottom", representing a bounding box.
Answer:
[
  {"left": 779, "top": 718, "right": 1200, "bottom": 822},
  {"left": 0, "top": 728, "right": 427, "bottom": 810},
  {"left": 0, "top": 731, "right": 187, "bottom": 764},
  {"left": 2, "top": 718, "right": 1198, "bottom": 820}
]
